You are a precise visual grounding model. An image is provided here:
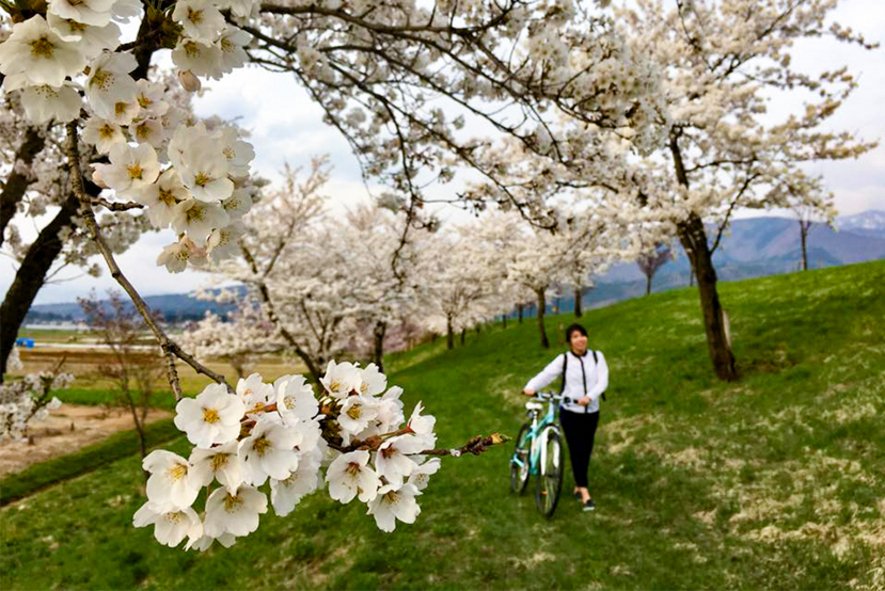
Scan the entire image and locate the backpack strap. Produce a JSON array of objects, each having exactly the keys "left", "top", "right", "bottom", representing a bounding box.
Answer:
[
  {"left": 558, "top": 353, "right": 568, "bottom": 395},
  {"left": 590, "top": 350, "right": 607, "bottom": 402}
]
